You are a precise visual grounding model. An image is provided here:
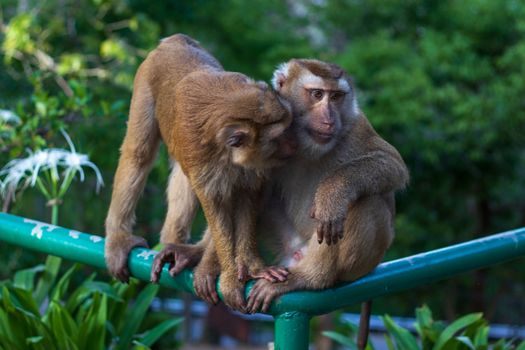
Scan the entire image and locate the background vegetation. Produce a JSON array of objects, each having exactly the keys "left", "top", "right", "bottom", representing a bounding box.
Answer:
[{"left": 1, "top": 0, "right": 524, "bottom": 326}]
